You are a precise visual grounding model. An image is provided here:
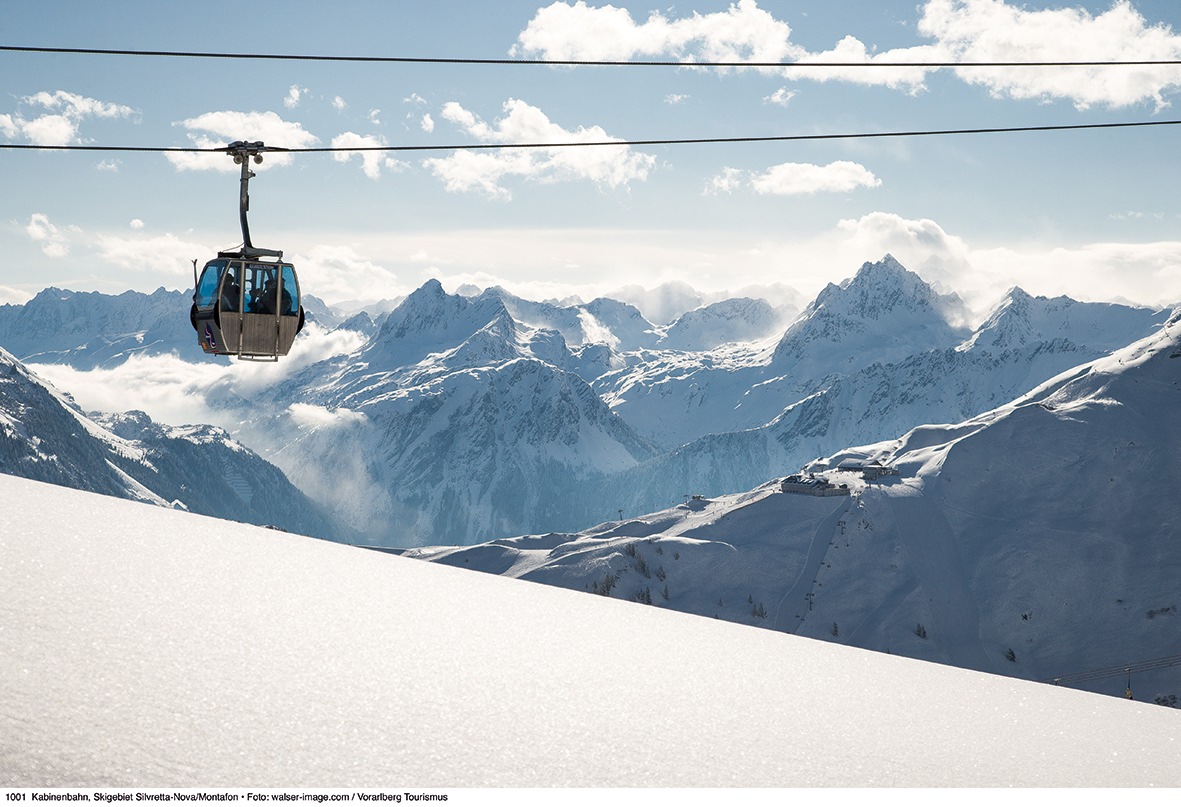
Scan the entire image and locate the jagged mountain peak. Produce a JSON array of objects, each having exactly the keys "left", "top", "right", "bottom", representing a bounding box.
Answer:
[
  {"left": 366, "top": 280, "right": 513, "bottom": 368},
  {"left": 773, "top": 255, "right": 967, "bottom": 367},
  {"left": 811, "top": 254, "right": 947, "bottom": 319}
]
